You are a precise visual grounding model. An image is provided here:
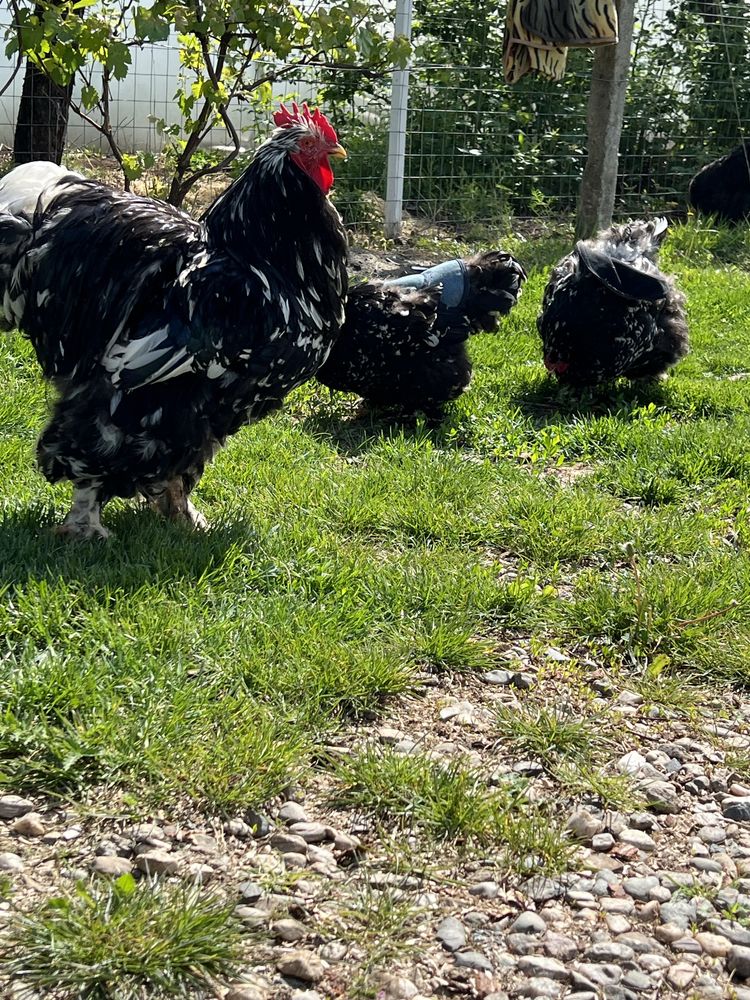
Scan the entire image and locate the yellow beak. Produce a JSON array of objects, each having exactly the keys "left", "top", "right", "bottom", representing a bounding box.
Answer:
[{"left": 329, "top": 144, "right": 347, "bottom": 160}]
